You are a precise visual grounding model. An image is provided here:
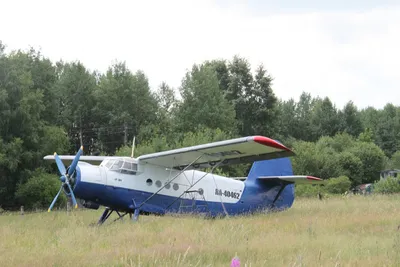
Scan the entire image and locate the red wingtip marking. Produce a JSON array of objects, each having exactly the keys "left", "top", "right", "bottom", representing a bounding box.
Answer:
[
  {"left": 253, "top": 136, "right": 292, "bottom": 151},
  {"left": 307, "top": 176, "right": 323, "bottom": 181}
]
